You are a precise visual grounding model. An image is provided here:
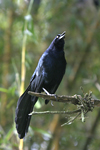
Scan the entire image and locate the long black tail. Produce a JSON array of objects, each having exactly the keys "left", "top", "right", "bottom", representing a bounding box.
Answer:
[{"left": 15, "top": 84, "right": 37, "bottom": 139}]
